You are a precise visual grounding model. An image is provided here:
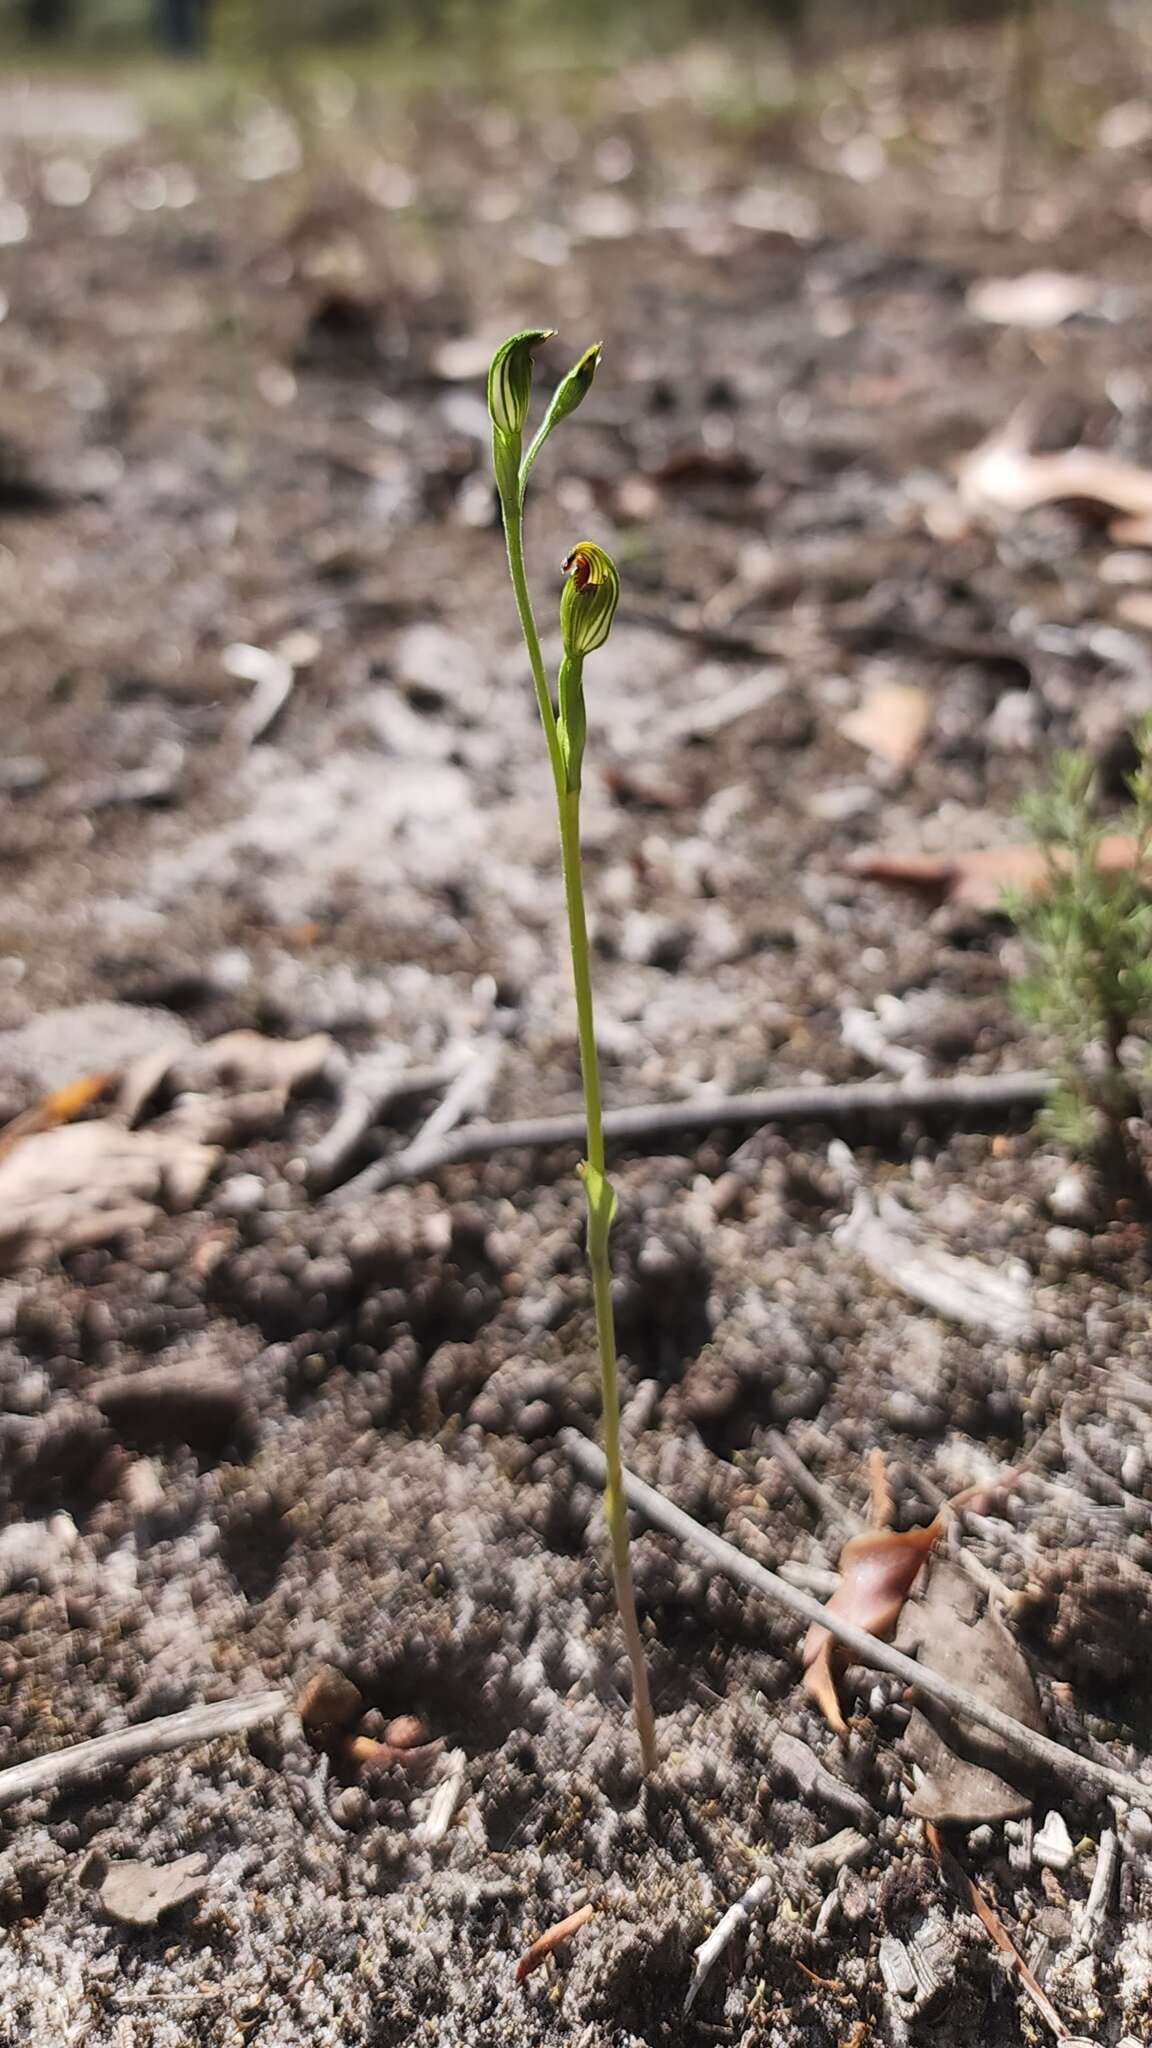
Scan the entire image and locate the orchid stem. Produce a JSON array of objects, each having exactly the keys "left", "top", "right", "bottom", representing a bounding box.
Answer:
[{"left": 500, "top": 481, "right": 657, "bottom": 1776}]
